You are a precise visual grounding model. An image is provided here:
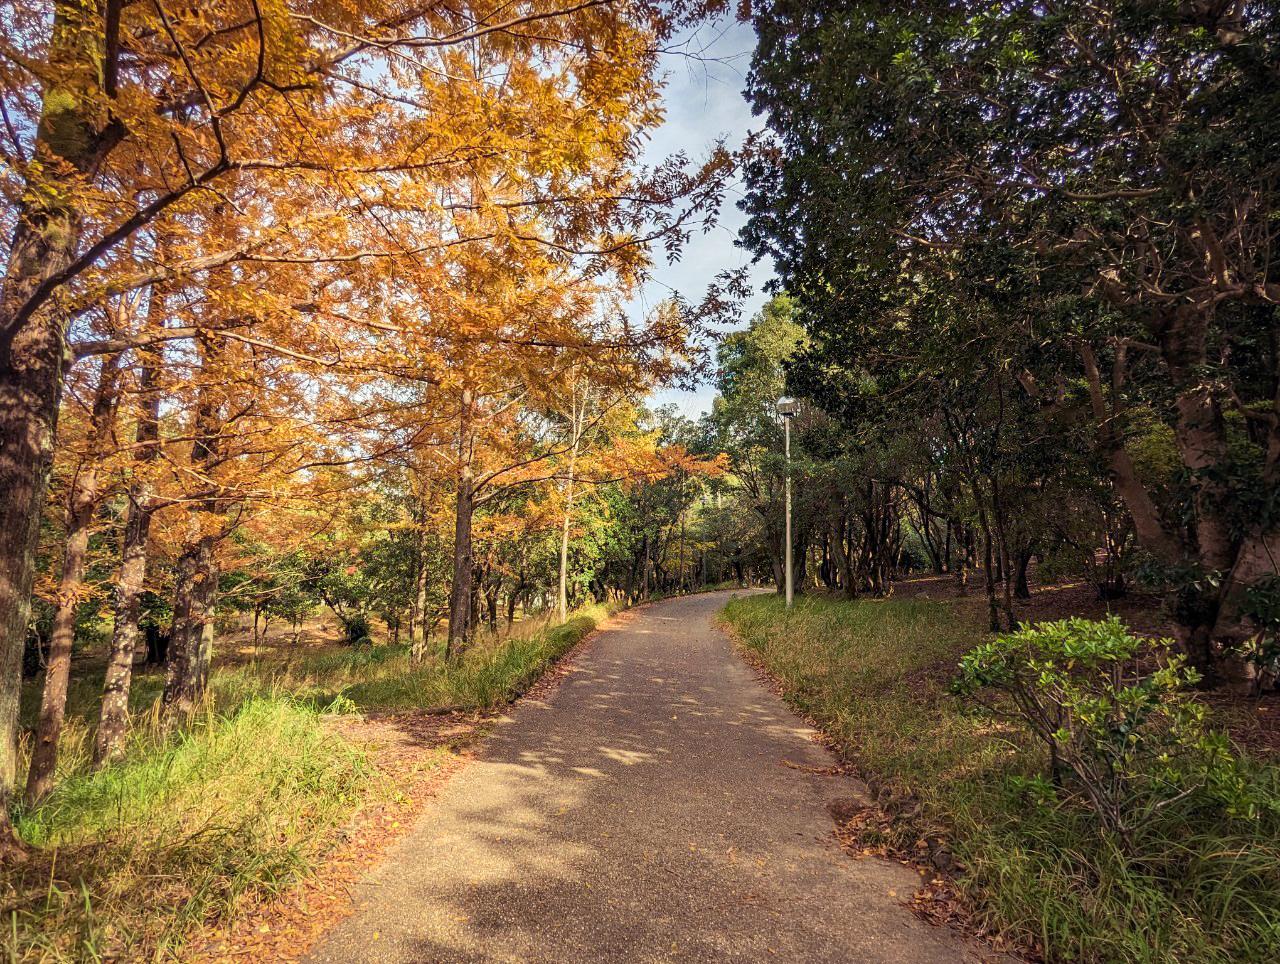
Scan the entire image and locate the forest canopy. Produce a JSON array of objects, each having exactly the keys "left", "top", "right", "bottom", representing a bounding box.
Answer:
[{"left": 739, "top": 0, "right": 1280, "bottom": 685}]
